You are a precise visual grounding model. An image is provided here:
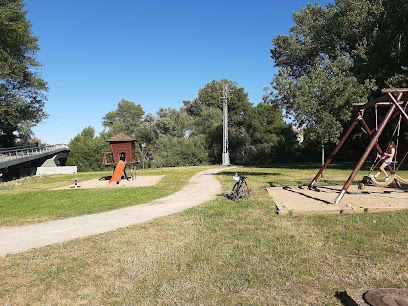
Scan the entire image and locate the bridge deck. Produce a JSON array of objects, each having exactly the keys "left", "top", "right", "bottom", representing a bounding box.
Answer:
[{"left": 0, "top": 144, "right": 70, "bottom": 169}]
